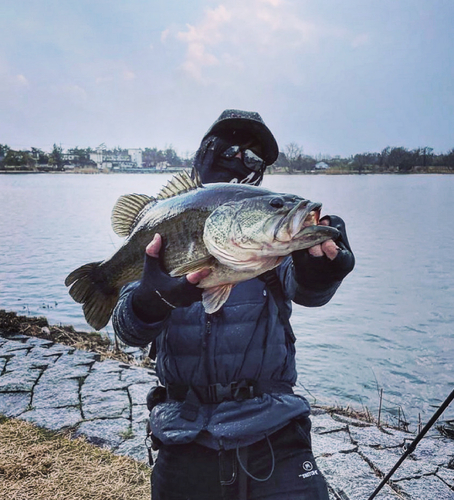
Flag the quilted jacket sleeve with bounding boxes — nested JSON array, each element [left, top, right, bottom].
[[111, 282, 169, 348]]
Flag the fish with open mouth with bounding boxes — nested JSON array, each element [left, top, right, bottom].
[[65, 171, 339, 330]]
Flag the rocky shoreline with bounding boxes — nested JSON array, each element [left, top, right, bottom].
[[0, 310, 453, 499]]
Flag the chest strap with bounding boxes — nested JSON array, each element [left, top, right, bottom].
[[259, 270, 296, 344], [167, 380, 293, 421]]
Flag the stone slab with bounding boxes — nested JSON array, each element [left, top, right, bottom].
[[27, 345, 60, 359], [312, 431, 357, 458], [59, 350, 99, 365], [312, 413, 348, 435], [19, 406, 82, 431], [359, 445, 439, 480], [0, 340, 31, 353], [40, 361, 91, 383], [411, 436, 454, 466], [0, 392, 31, 417], [22, 337, 54, 347], [115, 435, 149, 463], [82, 389, 130, 419], [395, 475, 454, 500], [437, 467, 454, 489], [6, 353, 57, 371], [349, 425, 410, 448], [317, 452, 401, 500], [33, 379, 80, 409], [90, 359, 126, 374], [128, 384, 152, 406], [82, 371, 129, 392], [1, 334, 29, 341], [115, 407, 152, 464], [42, 344, 75, 356], [131, 404, 149, 426], [121, 367, 158, 385], [75, 418, 130, 448], [0, 368, 42, 392]]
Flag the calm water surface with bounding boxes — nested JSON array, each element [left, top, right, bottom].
[[0, 173, 453, 426]]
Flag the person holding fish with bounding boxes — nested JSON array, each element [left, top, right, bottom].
[[111, 110, 355, 500]]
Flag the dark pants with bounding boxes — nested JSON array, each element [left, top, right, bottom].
[[151, 417, 329, 500]]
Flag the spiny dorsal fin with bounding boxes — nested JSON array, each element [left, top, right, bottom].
[[157, 170, 203, 200], [111, 193, 155, 237]]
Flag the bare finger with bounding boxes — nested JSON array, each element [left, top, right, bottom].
[[321, 239, 339, 260], [187, 268, 212, 285], [308, 244, 324, 257], [145, 233, 161, 258]]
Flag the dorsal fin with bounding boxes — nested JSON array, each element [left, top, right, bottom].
[[111, 193, 155, 237], [157, 170, 203, 200]]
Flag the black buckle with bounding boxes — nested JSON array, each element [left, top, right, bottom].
[[207, 383, 232, 403], [232, 381, 254, 401], [206, 381, 254, 403]]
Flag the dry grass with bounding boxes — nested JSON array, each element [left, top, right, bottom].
[[313, 403, 376, 424], [0, 416, 151, 500]]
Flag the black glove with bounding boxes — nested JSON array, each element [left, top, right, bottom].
[[293, 215, 355, 291], [132, 251, 203, 323]]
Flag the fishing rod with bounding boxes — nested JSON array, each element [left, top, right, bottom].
[[368, 388, 454, 500]]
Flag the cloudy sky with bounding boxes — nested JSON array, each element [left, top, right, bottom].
[[1, 0, 453, 157]]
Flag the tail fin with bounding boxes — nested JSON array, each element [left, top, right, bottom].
[[65, 262, 119, 331]]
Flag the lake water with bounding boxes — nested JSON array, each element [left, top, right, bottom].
[[0, 173, 453, 427]]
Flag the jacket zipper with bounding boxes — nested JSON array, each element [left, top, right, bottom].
[[204, 314, 213, 384]]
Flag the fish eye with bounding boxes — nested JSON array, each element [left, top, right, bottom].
[[269, 197, 285, 209]]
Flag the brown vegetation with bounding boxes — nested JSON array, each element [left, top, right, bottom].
[[0, 416, 150, 500]]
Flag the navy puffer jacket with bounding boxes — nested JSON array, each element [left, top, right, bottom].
[[112, 256, 341, 450]]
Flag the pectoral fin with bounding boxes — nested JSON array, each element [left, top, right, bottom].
[[202, 284, 235, 313], [170, 256, 216, 277]]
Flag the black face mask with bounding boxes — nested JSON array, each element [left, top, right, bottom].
[[194, 137, 266, 185]]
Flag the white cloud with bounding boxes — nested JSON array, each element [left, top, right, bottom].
[[0, 58, 30, 91], [16, 74, 29, 86], [123, 70, 136, 81], [351, 33, 370, 49], [95, 76, 114, 85], [258, 0, 284, 6], [64, 84, 87, 101], [173, 0, 321, 82], [161, 29, 170, 43], [94, 63, 137, 85]]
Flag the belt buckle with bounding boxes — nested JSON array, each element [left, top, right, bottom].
[[207, 381, 254, 403], [207, 383, 232, 403], [232, 381, 254, 402]]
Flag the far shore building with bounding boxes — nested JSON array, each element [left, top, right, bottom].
[[89, 148, 143, 170]]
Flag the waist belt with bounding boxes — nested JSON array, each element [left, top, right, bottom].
[[167, 380, 293, 405]]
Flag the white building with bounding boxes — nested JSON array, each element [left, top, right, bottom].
[[128, 149, 143, 169], [89, 148, 142, 170]]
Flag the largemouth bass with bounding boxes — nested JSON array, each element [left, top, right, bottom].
[[65, 171, 339, 330]]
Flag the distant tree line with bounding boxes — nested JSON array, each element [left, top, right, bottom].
[[0, 144, 96, 171], [1, 142, 453, 173], [272, 143, 454, 173]]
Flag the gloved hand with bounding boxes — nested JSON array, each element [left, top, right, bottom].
[[293, 215, 355, 290], [132, 234, 210, 323]]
